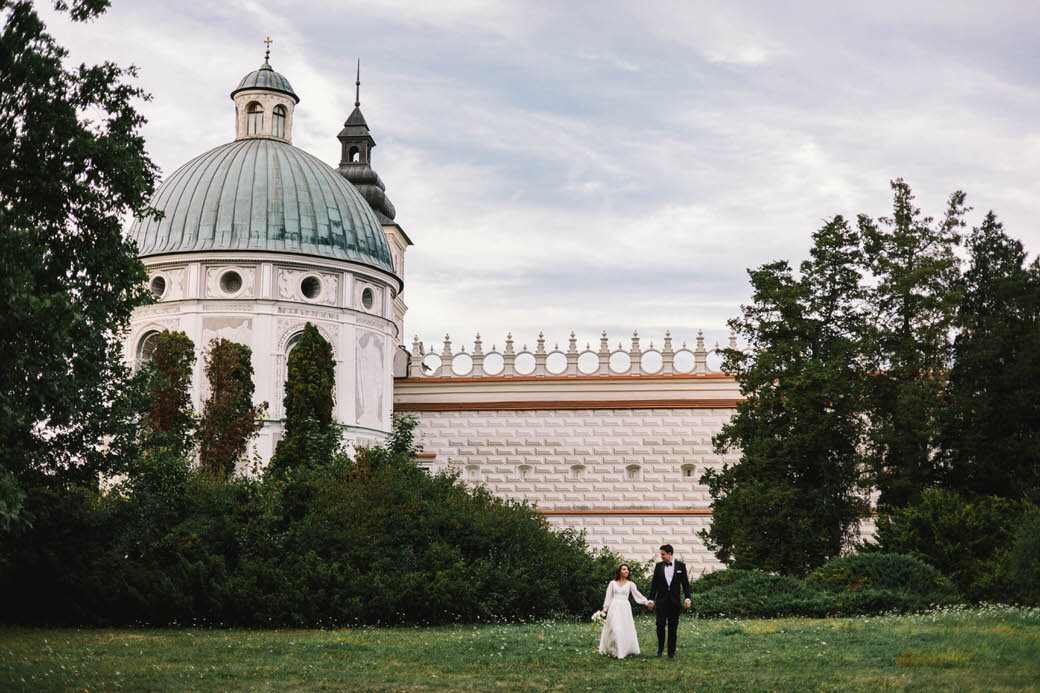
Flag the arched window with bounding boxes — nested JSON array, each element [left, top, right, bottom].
[[246, 102, 263, 135], [286, 332, 303, 357], [272, 105, 286, 138], [681, 464, 696, 479], [518, 464, 532, 481], [349, 146, 360, 163], [465, 465, 480, 482], [570, 464, 585, 480], [626, 464, 641, 480], [137, 331, 160, 366]]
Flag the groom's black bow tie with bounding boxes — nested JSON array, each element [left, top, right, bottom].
[[663, 562, 673, 567]]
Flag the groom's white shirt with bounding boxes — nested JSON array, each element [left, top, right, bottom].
[[664, 561, 675, 586]]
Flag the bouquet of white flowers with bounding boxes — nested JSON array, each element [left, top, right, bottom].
[[591, 609, 606, 622]]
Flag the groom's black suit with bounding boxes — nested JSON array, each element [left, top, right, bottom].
[[648, 560, 692, 656]]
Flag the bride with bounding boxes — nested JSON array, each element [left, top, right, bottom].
[[598, 564, 649, 659]]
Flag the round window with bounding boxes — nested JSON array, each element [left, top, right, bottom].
[[149, 276, 166, 299], [220, 270, 243, 294], [301, 276, 321, 300], [361, 287, 374, 310]]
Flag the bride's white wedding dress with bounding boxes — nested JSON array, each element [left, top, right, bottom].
[[598, 580, 648, 659]]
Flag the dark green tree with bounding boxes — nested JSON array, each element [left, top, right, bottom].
[[198, 339, 268, 479], [703, 216, 869, 575], [939, 213, 1040, 498], [0, 0, 158, 488], [140, 330, 196, 454], [268, 323, 336, 474], [859, 179, 967, 510]]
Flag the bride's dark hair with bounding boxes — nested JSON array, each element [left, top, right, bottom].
[[614, 564, 630, 580]]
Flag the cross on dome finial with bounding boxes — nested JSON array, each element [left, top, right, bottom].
[[355, 59, 361, 108], [264, 36, 273, 64]]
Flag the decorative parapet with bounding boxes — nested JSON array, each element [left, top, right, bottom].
[[406, 330, 739, 379]]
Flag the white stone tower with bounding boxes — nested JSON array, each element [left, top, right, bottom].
[[124, 48, 404, 463]]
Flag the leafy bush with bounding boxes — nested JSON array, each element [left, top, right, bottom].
[[688, 553, 962, 618], [1007, 503, 1040, 606], [860, 488, 1027, 602], [808, 553, 960, 604], [689, 568, 757, 594], [0, 417, 624, 627], [691, 572, 820, 618]]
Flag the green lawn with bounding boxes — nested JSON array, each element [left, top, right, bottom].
[[2, 606, 1038, 691]]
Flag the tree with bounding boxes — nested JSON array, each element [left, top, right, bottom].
[[0, 0, 158, 487], [703, 216, 869, 575], [859, 180, 967, 510], [268, 323, 336, 474], [939, 213, 1040, 498], [198, 339, 268, 479], [140, 330, 196, 454]]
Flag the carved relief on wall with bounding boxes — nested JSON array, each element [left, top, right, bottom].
[[135, 305, 181, 317], [128, 318, 181, 363], [277, 268, 339, 305], [205, 265, 256, 299], [276, 306, 340, 321], [275, 318, 339, 353], [320, 275, 338, 305], [356, 330, 385, 429], [354, 281, 382, 314], [277, 268, 298, 300], [163, 268, 186, 300], [201, 317, 252, 348]]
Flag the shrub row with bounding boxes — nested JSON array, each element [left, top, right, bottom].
[[1, 436, 623, 627], [689, 553, 962, 618]]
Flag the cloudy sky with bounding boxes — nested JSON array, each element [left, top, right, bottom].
[[39, 1, 1040, 355]]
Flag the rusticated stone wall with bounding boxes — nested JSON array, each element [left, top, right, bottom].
[[402, 406, 741, 572]]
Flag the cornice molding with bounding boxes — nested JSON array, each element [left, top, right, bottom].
[[394, 398, 742, 411]]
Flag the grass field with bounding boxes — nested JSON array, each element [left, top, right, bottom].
[[2, 606, 1038, 691]]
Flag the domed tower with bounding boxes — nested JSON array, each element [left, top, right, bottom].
[[336, 62, 412, 346], [125, 48, 404, 463]]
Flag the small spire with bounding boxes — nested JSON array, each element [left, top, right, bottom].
[[264, 36, 273, 64], [355, 59, 361, 108]]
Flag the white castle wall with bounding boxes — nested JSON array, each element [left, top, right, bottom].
[[394, 330, 747, 572], [406, 407, 740, 571]]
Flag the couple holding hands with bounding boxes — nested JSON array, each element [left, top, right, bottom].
[[597, 544, 692, 660]]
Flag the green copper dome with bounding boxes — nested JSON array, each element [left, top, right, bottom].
[[231, 60, 299, 103], [128, 138, 396, 275]]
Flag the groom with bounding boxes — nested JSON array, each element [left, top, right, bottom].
[[646, 544, 692, 659]]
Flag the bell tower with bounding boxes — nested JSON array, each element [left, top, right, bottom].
[[335, 61, 413, 350], [337, 62, 376, 166]]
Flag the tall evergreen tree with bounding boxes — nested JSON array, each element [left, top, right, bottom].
[[940, 213, 1040, 498], [859, 179, 966, 510], [269, 323, 336, 474], [198, 339, 268, 479], [140, 330, 196, 455], [703, 216, 869, 575], [0, 0, 158, 488]]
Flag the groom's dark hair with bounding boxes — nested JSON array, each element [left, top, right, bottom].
[[660, 544, 674, 554]]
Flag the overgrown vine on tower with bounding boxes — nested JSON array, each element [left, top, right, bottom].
[[268, 322, 336, 474], [198, 339, 268, 479], [140, 330, 196, 455]]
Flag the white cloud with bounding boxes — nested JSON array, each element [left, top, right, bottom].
[[28, 1, 1040, 353]]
